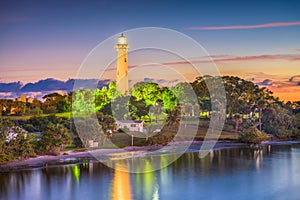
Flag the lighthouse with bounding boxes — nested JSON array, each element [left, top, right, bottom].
[[115, 33, 129, 95]]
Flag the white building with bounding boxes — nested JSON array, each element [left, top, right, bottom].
[[116, 120, 144, 132]]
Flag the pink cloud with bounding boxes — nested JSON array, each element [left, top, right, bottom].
[[148, 54, 300, 66], [188, 21, 300, 30], [100, 54, 300, 73], [212, 54, 300, 62], [172, 54, 300, 64], [288, 48, 300, 52]]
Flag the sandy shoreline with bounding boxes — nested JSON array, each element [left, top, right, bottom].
[[1, 140, 299, 172]]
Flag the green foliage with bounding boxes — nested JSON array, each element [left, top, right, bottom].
[[129, 96, 149, 120], [96, 112, 116, 145], [0, 120, 36, 164], [73, 136, 84, 148], [72, 89, 95, 114], [96, 112, 116, 133], [42, 93, 70, 114], [19, 115, 70, 133], [111, 96, 131, 120], [239, 127, 270, 144], [10, 132, 36, 158], [292, 128, 300, 138], [232, 114, 243, 133], [131, 82, 161, 106], [1, 76, 300, 158], [262, 103, 298, 139], [95, 87, 109, 111], [36, 124, 71, 155], [147, 129, 175, 145], [71, 117, 103, 147], [161, 87, 178, 111], [71, 113, 116, 147], [166, 105, 181, 128]]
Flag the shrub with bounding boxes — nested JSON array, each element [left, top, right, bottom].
[[275, 126, 293, 139], [239, 127, 270, 144], [73, 136, 84, 148], [292, 128, 300, 138]]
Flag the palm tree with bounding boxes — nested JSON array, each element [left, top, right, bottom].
[[153, 99, 163, 122], [144, 124, 155, 141], [97, 112, 116, 146], [233, 114, 243, 133], [166, 105, 181, 130]]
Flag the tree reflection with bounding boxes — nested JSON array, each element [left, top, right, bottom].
[[0, 144, 298, 200], [0, 170, 33, 200]]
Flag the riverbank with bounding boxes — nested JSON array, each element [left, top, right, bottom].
[[1, 140, 300, 172]]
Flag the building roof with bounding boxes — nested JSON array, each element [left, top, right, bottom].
[[117, 120, 143, 124]]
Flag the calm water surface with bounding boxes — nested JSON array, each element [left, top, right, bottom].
[[1, 144, 300, 200]]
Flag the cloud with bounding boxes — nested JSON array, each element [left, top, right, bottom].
[[0, 78, 111, 100], [100, 54, 300, 73], [212, 54, 300, 63], [256, 79, 273, 86], [288, 48, 300, 52], [289, 75, 300, 82], [143, 77, 179, 85], [188, 21, 300, 30], [0, 82, 22, 92], [154, 54, 300, 66]]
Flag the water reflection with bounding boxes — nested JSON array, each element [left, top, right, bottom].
[[1, 144, 300, 200], [111, 170, 132, 200]]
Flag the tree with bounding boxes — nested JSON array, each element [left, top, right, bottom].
[[131, 82, 161, 106], [150, 99, 163, 122], [173, 82, 197, 105], [129, 96, 149, 120], [107, 81, 122, 99], [111, 96, 131, 120], [262, 103, 296, 138], [166, 105, 181, 129], [257, 100, 267, 131], [183, 103, 193, 118], [96, 112, 116, 146], [160, 87, 178, 111], [38, 123, 71, 155], [72, 117, 101, 147], [72, 89, 95, 114], [42, 93, 70, 114], [0, 119, 36, 163], [238, 126, 269, 144], [95, 87, 110, 111], [0, 119, 15, 163], [8, 131, 36, 159], [143, 124, 156, 142], [233, 114, 243, 133]]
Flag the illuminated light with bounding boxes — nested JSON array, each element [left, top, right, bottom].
[[160, 156, 169, 186], [143, 161, 157, 199], [72, 165, 80, 182], [118, 33, 127, 45], [119, 37, 126, 44], [112, 170, 132, 200]]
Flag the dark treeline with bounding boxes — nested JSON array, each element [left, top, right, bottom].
[[0, 92, 70, 116]]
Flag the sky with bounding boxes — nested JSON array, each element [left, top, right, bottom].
[[0, 0, 300, 101]]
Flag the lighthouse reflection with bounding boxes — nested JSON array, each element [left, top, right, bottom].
[[110, 156, 163, 200], [111, 169, 132, 200]]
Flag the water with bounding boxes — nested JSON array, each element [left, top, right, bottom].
[[1, 144, 300, 200]]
